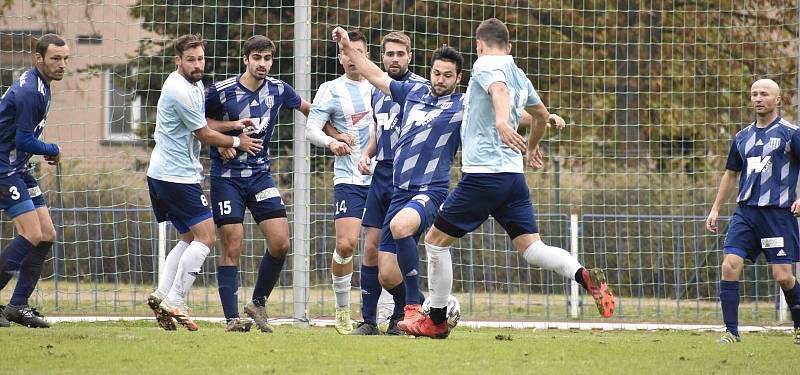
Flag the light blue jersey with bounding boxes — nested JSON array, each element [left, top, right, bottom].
[[461, 55, 541, 174], [307, 75, 374, 186], [147, 71, 207, 184]]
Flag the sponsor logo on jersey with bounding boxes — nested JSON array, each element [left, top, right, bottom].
[[351, 111, 371, 125], [761, 237, 784, 249]]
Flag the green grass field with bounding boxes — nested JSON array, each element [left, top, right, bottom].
[[1, 321, 798, 374]]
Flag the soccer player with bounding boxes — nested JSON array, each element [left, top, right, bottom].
[[333, 27, 464, 336], [706, 78, 800, 345], [350, 31, 427, 335], [408, 18, 615, 338], [305, 29, 374, 334], [205, 35, 312, 333], [145, 34, 263, 331], [0, 34, 67, 328]]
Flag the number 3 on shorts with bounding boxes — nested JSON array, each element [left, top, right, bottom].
[[9, 186, 19, 200], [334, 199, 347, 215]]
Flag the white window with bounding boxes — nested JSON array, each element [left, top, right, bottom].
[[103, 69, 141, 141]]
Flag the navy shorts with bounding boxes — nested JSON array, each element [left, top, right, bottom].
[[379, 188, 447, 253], [147, 177, 212, 234], [434, 173, 538, 240], [723, 204, 799, 264], [210, 172, 286, 226], [362, 161, 394, 228], [333, 183, 369, 220], [0, 172, 39, 218]]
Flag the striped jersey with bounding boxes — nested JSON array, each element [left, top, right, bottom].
[[147, 71, 207, 184], [389, 80, 464, 191], [726, 117, 800, 208], [205, 75, 302, 178], [461, 55, 541, 174], [307, 75, 374, 186], [0, 68, 52, 175], [371, 70, 427, 162]]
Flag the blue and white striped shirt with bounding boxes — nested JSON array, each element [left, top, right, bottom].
[[205, 75, 301, 178], [390, 80, 464, 191], [371, 70, 427, 162], [307, 75, 374, 186], [726, 117, 800, 208]]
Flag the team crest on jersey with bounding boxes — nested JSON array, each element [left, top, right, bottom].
[[768, 138, 781, 149], [264, 95, 274, 108], [351, 111, 370, 125]]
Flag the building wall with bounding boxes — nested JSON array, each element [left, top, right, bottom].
[[1, 1, 156, 172]]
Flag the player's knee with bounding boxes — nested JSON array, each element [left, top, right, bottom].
[[389, 218, 415, 239], [335, 239, 356, 256], [269, 238, 290, 258], [40, 224, 56, 243], [378, 270, 401, 289], [773, 272, 795, 289], [19, 226, 43, 246], [720, 261, 741, 280]]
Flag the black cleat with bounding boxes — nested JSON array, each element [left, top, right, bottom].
[[351, 321, 379, 335], [3, 304, 49, 328], [385, 314, 404, 336], [0, 305, 10, 328]]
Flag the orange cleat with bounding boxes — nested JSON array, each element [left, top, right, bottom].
[[146, 293, 176, 331], [160, 300, 198, 331], [400, 314, 449, 339], [396, 304, 425, 333], [583, 268, 615, 318]]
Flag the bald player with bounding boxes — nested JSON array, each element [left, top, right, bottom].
[[706, 78, 800, 344]]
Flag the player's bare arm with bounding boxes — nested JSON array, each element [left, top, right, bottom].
[[357, 128, 377, 175], [524, 103, 550, 169], [489, 82, 526, 153], [194, 125, 263, 155], [332, 26, 391, 95], [706, 169, 740, 232]]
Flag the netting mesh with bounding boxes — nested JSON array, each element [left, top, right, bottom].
[[0, 0, 797, 324]]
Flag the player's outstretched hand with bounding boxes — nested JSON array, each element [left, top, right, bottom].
[[497, 120, 526, 153], [239, 118, 259, 133], [218, 147, 237, 160], [236, 133, 263, 156], [705, 210, 719, 233], [791, 199, 800, 217], [333, 131, 355, 146], [44, 145, 61, 165], [527, 146, 544, 169], [332, 27, 349, 45], [358, 154, 372, 175], [329, 140, 351, 156], [548, 114, 566, 130]]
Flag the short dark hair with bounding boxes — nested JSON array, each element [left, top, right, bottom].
[[35, 34, 66, 58], [381, 32, 411, 53], [347, 30, 368, 51], [243, 35, 276, 57], [174, 34, 205, 57], [431, 45, 463, 74], [475, 18, 509, 48]]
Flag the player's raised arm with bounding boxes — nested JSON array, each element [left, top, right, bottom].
[[332, 27, 391, 95]]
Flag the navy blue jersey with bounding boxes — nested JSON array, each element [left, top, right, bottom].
[[371, 70, 427, 162], [389, 80, 464, 191], [0, 68, 58, 175], [726, 117, 800, 208], [205, 75, 302, 177]]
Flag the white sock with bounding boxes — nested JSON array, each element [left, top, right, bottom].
[[332, 273, 352, 309], [425, 242, 452, 309], [155, 241, 190, 299], [166, 241, 211, 307], [522, 240, 581, 279], [376, 288, 394, 324]]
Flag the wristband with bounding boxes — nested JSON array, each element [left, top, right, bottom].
[[231, 136, 241, 148]]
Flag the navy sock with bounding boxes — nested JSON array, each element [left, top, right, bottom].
[[359, 264, 380, 325], [0, 236, 34, 291], [395, 236, 422, 306], [252, 250, 285, 307], [217, 266, 239, 320], [719, 280, 740, 337], [386, 283, 406, 317], [10, 240, 51, 306], [782, 280, 800, 329]]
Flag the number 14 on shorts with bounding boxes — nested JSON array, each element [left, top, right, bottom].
[[334, 200, 347, 215]]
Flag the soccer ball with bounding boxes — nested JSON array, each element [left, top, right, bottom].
[[421, 294, 461, 329]]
